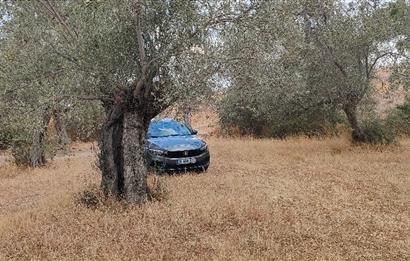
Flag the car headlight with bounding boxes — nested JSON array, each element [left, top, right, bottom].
[[199, 144, 208, 151], [149, 148, 167, 156]]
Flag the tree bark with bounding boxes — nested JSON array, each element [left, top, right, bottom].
[[29, 111, 52, 167], [99, 104, 124, 197], [29, 133, 47, 167], [122, 111, 150, 203], [53, 109, 70, 148], [343, 104, 365, 142], [99, 101, 151, 203]]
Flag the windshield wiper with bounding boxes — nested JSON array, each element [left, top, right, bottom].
[[149, 134, 183, 138]]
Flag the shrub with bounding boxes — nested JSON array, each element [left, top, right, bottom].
[[218, 91, 343, 138], [386, 98, 410, 136], [0, 125, 38, 165], [218, 90, 266, 136], [10, 130, 57, 167], [76, 186, 102, 209], [65, 103, 104, 142], [10, 140, 59, 167], [354, 119, 396, 145], [0, 128, 13, 150], [11, 141, 32, 166], [269, 107, 344, 138]]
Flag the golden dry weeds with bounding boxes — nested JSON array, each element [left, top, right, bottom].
[[0, 137, 409, 260]]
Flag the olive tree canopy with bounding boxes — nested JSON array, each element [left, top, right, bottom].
[[219, 0, 409, 140], [0, 0, 257, 202]]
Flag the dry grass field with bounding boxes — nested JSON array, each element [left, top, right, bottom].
[[0, 137, 409, 260]]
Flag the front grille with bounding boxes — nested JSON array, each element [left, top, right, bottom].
[[167, 149, 203, 158]]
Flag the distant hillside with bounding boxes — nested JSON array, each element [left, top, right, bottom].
[[158, 104, 220, 136], [190, 105, 220, 136], [372, 70, 407, 117]]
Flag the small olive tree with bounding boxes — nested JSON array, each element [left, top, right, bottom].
[[0, 1, 72, 166]]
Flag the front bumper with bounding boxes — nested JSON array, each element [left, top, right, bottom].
[[148, 151, 210, 172]]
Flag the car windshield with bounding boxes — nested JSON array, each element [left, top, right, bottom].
[[148, 120, 192, 138]]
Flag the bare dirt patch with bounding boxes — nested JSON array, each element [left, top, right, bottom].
[[0, 138, 409, 260]]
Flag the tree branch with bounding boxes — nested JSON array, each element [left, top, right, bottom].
[[128, 1, 258, 101], [57, 95, 113, 102], [333, 60, 348, 77], [139, 3, 260, 83], [130, 1, 149, 99], [206, 2, 259, 28], [37, 0, 78, 42], [367, 51, 393, 78]]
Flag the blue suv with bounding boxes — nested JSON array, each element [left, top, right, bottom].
[[146, 118, 210, 172]]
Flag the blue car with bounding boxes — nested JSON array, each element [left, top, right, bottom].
[[146, 118, 210, 172]]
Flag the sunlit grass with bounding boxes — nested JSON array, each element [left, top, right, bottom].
[[0, 137, 409, 260]]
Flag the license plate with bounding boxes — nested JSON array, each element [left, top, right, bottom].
[[176, 157, 196, 165]]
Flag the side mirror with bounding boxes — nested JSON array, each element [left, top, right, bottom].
[[191, 129, 198, 135]]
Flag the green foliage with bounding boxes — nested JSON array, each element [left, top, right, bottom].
[[64, 103, 104, 142], [0, 1, 73, 164], [386, 98, 410, 136], [4, 120, 59, 166], [1, 0, 220, 165], [357, 119, 396, 145], [217, 0, 409, 142], [0, 99, 52, 165], [0, 124, 13, 150], [219, 90, 343, 138], [10, 140, 35, 167], [390, 0, 410, 91], [269, 108, 344, 138], [1, 0, 409, 163]]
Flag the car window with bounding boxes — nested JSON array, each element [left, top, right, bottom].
[[148, 120, 192, 138]]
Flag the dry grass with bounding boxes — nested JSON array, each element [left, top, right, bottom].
[[0, 137, 409, 260]]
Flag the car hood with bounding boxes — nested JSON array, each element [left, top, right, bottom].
[[147, 135, 205, 151]]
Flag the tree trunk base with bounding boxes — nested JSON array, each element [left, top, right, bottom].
[[343, 104, 365, 143], [99, 104, 150, 203], [122, 111, 150, 203]]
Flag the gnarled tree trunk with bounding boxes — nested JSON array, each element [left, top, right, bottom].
[[343, 103, 365, 142], [29, 131, 47, 167], [99, 99, 152, 203], [53, 109, 70, 148], [98, 0, 165, 203], [28, 110, 52, 167], [99, 103, 124, 198], [122, 111, 150, 203]]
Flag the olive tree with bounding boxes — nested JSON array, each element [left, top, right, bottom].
[[391, 0, 410, 90], [1, 0, 255, 202], [298, 0, 406, 142], [220, 0, 408, 141], [0, 0, 72, 166]]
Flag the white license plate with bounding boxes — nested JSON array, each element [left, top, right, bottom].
[[176, 158, 197, 165]]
